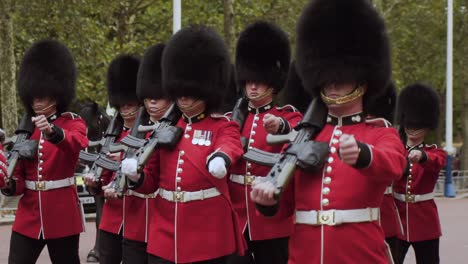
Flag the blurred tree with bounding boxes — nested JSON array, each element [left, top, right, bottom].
[[0, 0, 18, 135]]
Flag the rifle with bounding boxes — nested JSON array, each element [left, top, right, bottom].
[[120, 103, 183, 173], [230, 97, 249, 149], [5, 113, 37, 185], [79, 112, 123, 181], [243, 97, 329, 198], [96, 106, 150, 196]]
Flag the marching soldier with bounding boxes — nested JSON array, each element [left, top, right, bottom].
[[366, 82, 404, 263], [393, 83, 446, 264], [251, 0, 407, 263], [121, 43, 171, 264], [121, 25, 245, 264], [0, 40, 88, 263], [227, 21, 302, 264], [84, 54, 140, 264]]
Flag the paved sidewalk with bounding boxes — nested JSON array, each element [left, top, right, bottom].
[[0, 197, 467, 263]]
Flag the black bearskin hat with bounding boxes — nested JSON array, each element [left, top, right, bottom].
[[278, 61, 312, 113], [221, 65, 241, 113], [162, 25, 230, 113], [18, 40, 76, 114], [397, 83, 440, 130], [367, 81, 397, 123], [137, 44, 166, 100], [107, 55, 140, 108], [236, 21, 291, 93], [295, 0, 391, 109]]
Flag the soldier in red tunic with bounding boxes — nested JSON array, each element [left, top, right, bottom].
[[227, 21, 302, 264], [366, 82, 404, 263], [84, 55, 140, 264], [122, 25, 245, 264], [0, 40, 88, 263], [251, 0, 408, 263], [121, 43, 172, 264], [393, 83, 446, 264]]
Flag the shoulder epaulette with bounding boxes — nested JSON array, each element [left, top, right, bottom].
[[210, 113, 230, 122], [61, 112, 81, 119], [365, 118, 392, 128], [276, 104, 298, 112]]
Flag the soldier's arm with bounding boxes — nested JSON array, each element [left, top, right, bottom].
[[206, 119, 243, 169], [45, 115, 88, 154]]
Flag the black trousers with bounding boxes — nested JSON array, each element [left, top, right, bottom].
[[90, 194, 105, 256], [8, 231, 80, 264], [99, 229, 123, 264], [122, 238, 148, 264], [227, 229, 289, 264], [395, 238, 440, 264], [148, 254, 229, 264], [385, 236, 400, 264]]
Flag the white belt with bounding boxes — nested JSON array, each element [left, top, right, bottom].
[[229, 174, 258, 185], [158, 187, 221, 203], [126, 189, 159, 199], [384, 186, 393, 195], [394, 192, 434, 203], [25, 177, 75, 191], [295, 208, 380, 226]]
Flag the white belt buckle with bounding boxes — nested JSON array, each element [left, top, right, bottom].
[[35, 181, 46, 191], [173, 191, 185, 202], [318, 210, 337, 226], [406, 194, 416, 203], [244, 175, 255, 185]]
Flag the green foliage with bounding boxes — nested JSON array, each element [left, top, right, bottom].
[[9, 0, 468, 144]]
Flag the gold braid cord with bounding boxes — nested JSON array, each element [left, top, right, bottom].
[[320, 86, 365, 105]]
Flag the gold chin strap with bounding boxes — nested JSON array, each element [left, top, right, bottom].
[[247, 88, 274, 101], [152, 102, 171, 116], [320, 85, 365, 105], [120, 109, 139, 118]]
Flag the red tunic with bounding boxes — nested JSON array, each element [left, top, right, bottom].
[[287, 114, 407, 264], [394, 144, 446, 242], [123, 128, 156, 243], [228, 104, 302, 240], [0, 145, 8, 186], [99, 129, 130, 235], [8, 113, 88, 239], [380, 191, 402, 238], [138, 113, 245, 263]]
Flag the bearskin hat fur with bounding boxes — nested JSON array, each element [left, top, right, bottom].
[[18, 40, 76, 114], [137, 44, 166, 100], [367, 81, 397, 123], [221, 64, 241, 113], [162, 25, 230, 113], [397, 83, 440, 130], [236, 21, 291, 93], [278, 61, 312, 113], [107, 55, 140, 108], [295, 0, 391, 109]]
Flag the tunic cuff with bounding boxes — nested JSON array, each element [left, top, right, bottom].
[[44, 125, 65, 144], [354, 142, 372, 169]]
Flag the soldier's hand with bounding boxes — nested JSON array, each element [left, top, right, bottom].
[[408, 149, 423, 163], [263, 114, 282, 134], [338, 134, 360, 166], [250, 178, 277, 206], [106, 152, 120, 162], [208, 157, 227, 179], [83, 173, 99, 188], [103, 184, 119, 199], [31, 115, 54, 135], [121, 158, 140, 182]]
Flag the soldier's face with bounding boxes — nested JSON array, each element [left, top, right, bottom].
[[322, 83, 355, 99], [176, 97, 197, 109], [119, 102, 139, 120], [245, 82, 269, 99], [32, 97, 57, 116], [405, 128, 428, 142], [144, 98, 171, 119]]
